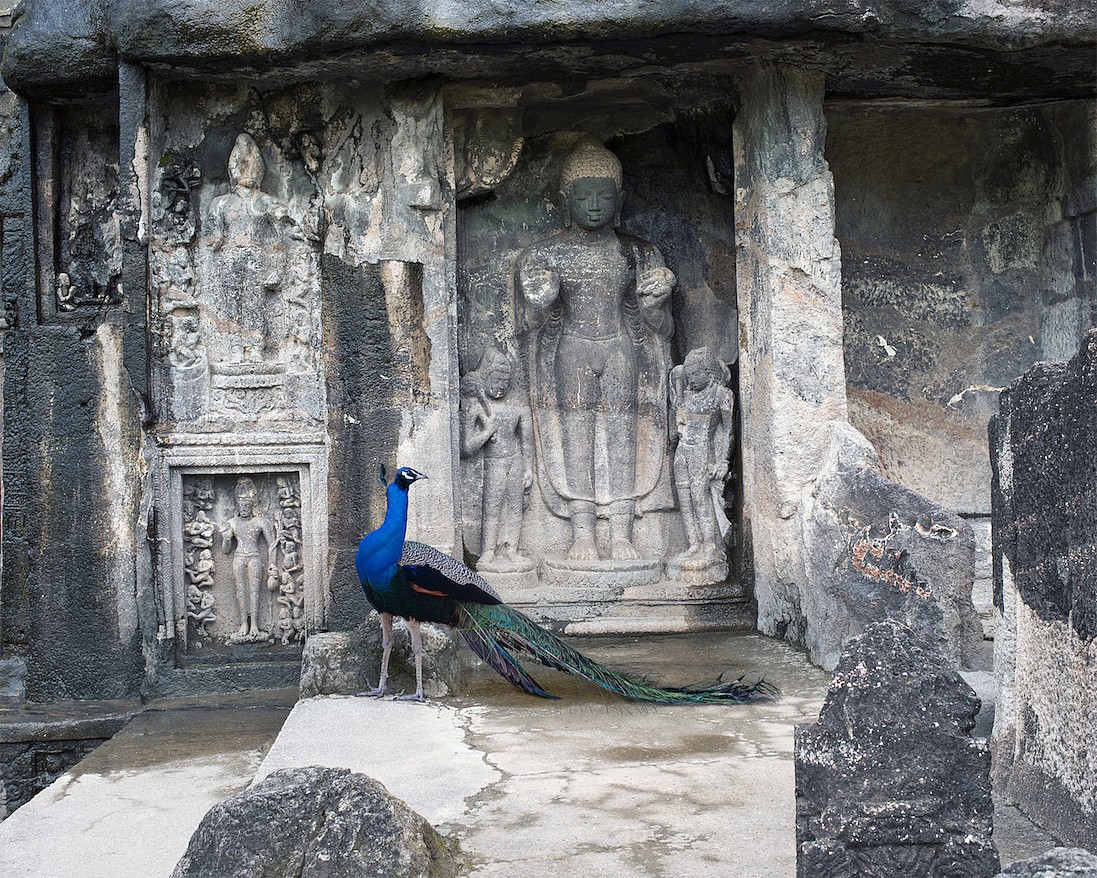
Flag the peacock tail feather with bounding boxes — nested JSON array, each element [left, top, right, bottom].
[[458, 601, 778, 705]]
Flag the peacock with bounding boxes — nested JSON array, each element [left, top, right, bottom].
[[354, 465, 778, 704]]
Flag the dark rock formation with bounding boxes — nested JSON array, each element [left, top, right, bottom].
[[991, 329, 1097, 850], [991, 329, 1097, 641], [171, 766, 460, 878], [795, 620, 998, 878], [3, 0, 1094, 99], [996, 848, 1097, 878], [299, 614, 463, 699]]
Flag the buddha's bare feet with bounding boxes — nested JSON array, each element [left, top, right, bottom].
[[611, 538, 641, 561], [567, 537, 600, 561]]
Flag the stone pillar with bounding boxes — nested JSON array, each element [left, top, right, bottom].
[[733, 64, 848, 639], [990, 329, 1097, 850]]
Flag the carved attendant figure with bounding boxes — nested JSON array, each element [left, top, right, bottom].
[[219, 477, 277, 642], [460, 347, 534, 571], [670, 348, 735, 578], [517, 137, 675, 561]]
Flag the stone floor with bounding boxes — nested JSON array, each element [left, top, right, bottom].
[[0, 632, 1065, 877]]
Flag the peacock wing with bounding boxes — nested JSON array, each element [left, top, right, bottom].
[[399, 540, 502, 604]]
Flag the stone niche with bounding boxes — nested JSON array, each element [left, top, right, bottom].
[[156, 442, 328, 665], [454, 91, 748, 634], [32, 94, 123, 321]]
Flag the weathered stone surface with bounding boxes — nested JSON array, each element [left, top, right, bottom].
[[3, 0, 1094, 99], [736, 65, 980, 672], [995, 848, 1097, 878], [171, 765, 460, 878], [991, 330, 1097, 850], [795, 620, 998, 878], [832, 102, 1090, 516], [798, 422, 982, 670], [734, 63, 849, 654], [299, 613, 462, 699]]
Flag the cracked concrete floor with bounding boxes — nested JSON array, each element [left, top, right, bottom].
[[449, 632, 829, 878]]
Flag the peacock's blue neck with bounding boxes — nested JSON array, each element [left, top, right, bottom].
[[356, 482, 410, 583]]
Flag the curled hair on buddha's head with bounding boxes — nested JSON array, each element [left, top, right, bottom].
[[559, 136, 623, 194]]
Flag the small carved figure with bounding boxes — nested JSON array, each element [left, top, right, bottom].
[[516, 136, 674, 561], [169, 311, 205, 369], [56, 273, 77, 312], [276, 607, 294, 645], [669, 347, 735, 578], [219, 477, 277, 643], [460, 346, 534, 572], [184, 510, 215, 549], [188, 548, 215, 588], [187, 585, 217, 636]]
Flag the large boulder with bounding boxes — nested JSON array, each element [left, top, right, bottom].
[[171, 766, 460, 878], [796, 620, 998, 878], [797, 423, 982, 670], [300, 613, 463, 699]]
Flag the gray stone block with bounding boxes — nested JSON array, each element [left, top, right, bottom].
[[796, 620, 999, 878], [300, 614, 463, 699]]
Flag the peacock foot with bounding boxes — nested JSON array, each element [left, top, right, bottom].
[[610, 538, 641, 561], [355, 684, 392, 698], [393, 692, 426, 703], [567, 537, 601, 561]]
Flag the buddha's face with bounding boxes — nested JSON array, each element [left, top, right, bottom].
[[567, 177, 619, 231]]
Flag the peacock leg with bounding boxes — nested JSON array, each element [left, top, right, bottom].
[[356, 612, 394, 697], [394, 617, 426, 702]]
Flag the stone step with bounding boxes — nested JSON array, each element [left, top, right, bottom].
[[0, 690, 295, 878]]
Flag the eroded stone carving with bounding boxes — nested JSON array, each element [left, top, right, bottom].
[[55, 125, 122, 312], [516, 136, 675, 565], [455, 108, 523, 201], [180, 472, 309, 651], [183, 478, 218, 638], [460, 346, 534, 573], [668, 347, 735, 584]]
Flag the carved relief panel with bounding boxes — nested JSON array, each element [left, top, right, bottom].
[[161, 444, 328, 661], [33, 99, 123, 320], [456, 110, 742, 592], [180, 472, 305, 651], [150, 85, 325, 429]]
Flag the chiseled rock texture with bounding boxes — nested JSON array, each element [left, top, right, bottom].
[[990, 329, 1097, 850], [795, 620, 998, 878], [3, 0, 1095, 98], [299, 613, 462, 699], [797, 423, 982, 671], [995, 848, 1097, 878], [171, 766, 460, 878]]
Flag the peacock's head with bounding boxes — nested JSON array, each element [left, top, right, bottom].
[[381, 465, 429, 491]]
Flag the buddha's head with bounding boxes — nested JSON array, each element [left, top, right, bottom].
[[228, 133, 264, 190], [559, 137, 624, 231]]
